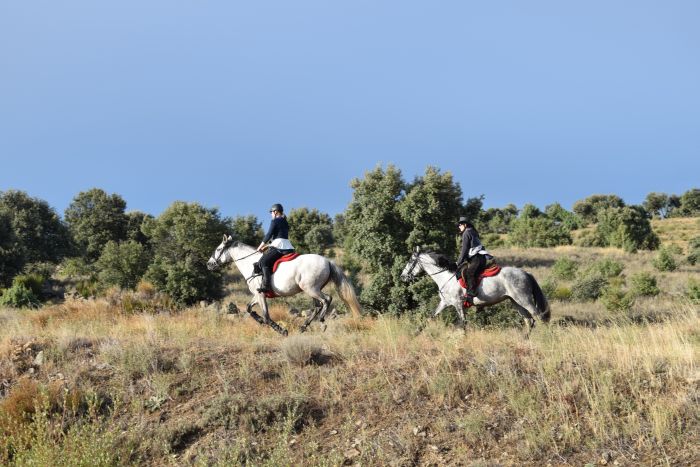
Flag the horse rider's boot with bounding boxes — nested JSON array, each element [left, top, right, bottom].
[[463, 273, 477, 305], [257, 268, 273, 293]]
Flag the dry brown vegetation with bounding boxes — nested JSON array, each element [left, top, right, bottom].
[[0, 219, 698, 466]]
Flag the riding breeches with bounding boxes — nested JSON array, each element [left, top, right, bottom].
[[460, 254, 486, 295]]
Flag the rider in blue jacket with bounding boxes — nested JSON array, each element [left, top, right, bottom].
[[256, 203, 295, 293]]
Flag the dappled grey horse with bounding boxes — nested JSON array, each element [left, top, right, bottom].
[[207, 235, 362, 335], [400, 247, 550, 334]]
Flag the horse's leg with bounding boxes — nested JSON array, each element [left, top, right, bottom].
[[432, 299, 447, 319], [317, 295, 333, 322], [257, 294, 288, 336], [300, 289, 330, 333], [510, 299, 536, 338]]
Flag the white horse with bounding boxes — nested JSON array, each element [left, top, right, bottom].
[[400, 247, 550, 334], [207, 235, 362, 335]]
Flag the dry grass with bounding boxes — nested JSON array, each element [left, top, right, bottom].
[[0, 223, 698, 466]]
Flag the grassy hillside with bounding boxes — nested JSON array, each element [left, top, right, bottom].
[[0, 219, 698, 466]]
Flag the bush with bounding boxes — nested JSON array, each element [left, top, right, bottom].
[[629, 272, 660, 297], [571, 274, 608, 301], [508, 214, 572, 248], [551, 286, 572, 301], [0, 283, 40, 308], [594, 258, 624, 278], [464, 301, 522, 328], [12, 273, 45, 297], [594, 206, 659, 253], [653, 247, 677, 272], [540, 278, 557, 298], [687, 237, 700, 265], [552, 258, 578, 280], [143, 202, 228, 305], [96, 240, 150, 290], [600, 286, 635, 313], [687, 279, 700, 303]]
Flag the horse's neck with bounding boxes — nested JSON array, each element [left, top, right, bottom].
[[420, 256, 454, 286], [229, 246, 260, 277]]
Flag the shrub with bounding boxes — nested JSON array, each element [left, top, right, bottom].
[[686, 237, 700, 265], [12, 273, 45, 297], [64, 188, 129, 261], [571, 274, 608, 301], [594, 206, 659, 252], [600, 286, 635, 313], [630, 272, 660, 297], [508, 211, 572, 248], [552, 258, 578, 280], [594, 258, 624, 278], [0, 283, 40, 308], [540, 278, 557, 298], [687, 279, 700, 303], [143, 201, 228, 305], [551, 286, 572, 301], [464, 301, 522, 328], [653, 247, 677, 272], [96, 240, 150, 289]]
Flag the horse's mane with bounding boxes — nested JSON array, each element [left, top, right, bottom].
[[423, 250, 458, 272], [231, 241, 257, 253]]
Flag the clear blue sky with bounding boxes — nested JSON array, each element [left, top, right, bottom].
[[1, 1, 698, 220]]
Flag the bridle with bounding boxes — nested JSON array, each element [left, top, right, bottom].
[[404, 252, 456, 297]]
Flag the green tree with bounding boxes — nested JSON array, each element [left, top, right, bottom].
[[687, 236, 700, 265], [572, 194, 625, 225], [287, 208, 334, 254], [545, 202, 582, 230], [229, 215, 264, 246], [64, 189, 128, 261], [96, 240, 150, 289], [399, 167, 463, 255], [125, 211, 153, 245], [643, 192, 670, 219], [0, 190, 70, 264], [0, 210, 24, 287], [143, 201, 228, 305], [343, 165, 408, 312], [481, 204, 518, 234], [676, 188, 700, 217], [508, 204, 572, 248], [595, 206, 659, 253]]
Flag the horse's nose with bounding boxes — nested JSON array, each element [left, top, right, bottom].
[[206, 258, 218, 271]]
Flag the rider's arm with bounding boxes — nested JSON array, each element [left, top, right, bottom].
[[456, 230, 471, 266], [258, 218, 279, 251]]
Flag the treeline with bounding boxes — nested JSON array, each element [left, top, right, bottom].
[[1, 166, 698, 311]]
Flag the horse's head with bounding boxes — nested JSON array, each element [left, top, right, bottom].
[[400, 246, 426, 282], [207, 234, 235, 271]]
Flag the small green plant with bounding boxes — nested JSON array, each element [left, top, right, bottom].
[[571, 274, 608, 301], [653, 247, 677, 272], [12, 273, 45, 297], [687, 236, 700, 265], [630, 272, 660, 297], [551, 286, 572, 301], [594, 258, 624, 278], [0, 283, 40, 308], [552, 257, 578, 280], [688, 279, 700, 303], [600, 285, 635, 312], [540, 278, 557, 298]]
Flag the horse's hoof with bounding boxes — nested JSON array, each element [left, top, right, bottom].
[[299, 325, 307, 333], [282, 329, 289, 337]]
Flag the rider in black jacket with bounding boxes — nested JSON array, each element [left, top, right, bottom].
[[256, 203, 295, 293], [456, 216, 492, 304]]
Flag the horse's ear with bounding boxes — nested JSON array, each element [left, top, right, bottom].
[[227, 235, 233, 242], [414, 246, 421, 253], [222, 234, 228, 243]]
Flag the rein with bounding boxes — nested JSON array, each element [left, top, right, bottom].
[[407, 254, 456, 297]]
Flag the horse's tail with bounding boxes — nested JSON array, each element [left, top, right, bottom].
[[329, 262, 362, 318], [526, 272, 550, 323]]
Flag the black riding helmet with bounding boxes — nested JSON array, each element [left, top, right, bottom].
[[270, 203, 284, 213]]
